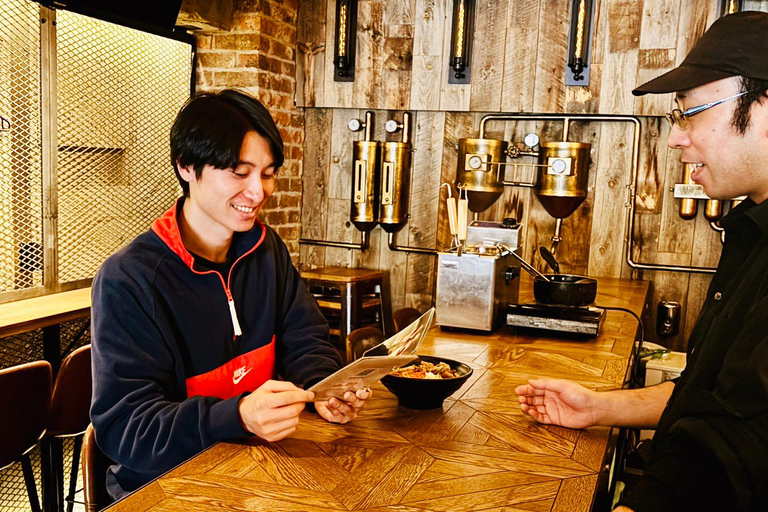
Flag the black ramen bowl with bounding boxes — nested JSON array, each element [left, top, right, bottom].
[[380, 355, 473, 410], [533, 274, 597, 306]]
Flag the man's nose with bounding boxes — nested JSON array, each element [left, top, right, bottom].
[[243, 174, 264, 202], [667, 124, 690, 149]]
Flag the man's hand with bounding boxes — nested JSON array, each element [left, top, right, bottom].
[[315, 387, 371, 424], [238, 380, 313, 441], [515, 378, 600, 429]]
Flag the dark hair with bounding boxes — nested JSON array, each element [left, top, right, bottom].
[[732, 76, 768, 134], [170, 89, 284, 196]]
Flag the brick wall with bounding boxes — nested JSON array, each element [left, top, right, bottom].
[[195, 0, 304, 258]]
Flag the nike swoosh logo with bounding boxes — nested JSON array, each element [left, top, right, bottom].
[[233, 368, 252, 385]]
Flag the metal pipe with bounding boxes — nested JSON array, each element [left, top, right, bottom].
[[299, 230, 371, 251], [478, 113, 716, 274], [387, 232, 438, 255]]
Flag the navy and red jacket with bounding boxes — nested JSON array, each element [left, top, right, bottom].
[[90, 198, 341, 500]]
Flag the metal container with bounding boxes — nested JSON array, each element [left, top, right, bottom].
[[535, 141, 591, 219], [350, 139, 380, 231], [456, 138, 508, 213], [379, 112, 412, 233], [436, 222, 522, 331], [436, 251, 520, 331]]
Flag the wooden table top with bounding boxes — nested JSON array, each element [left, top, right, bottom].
[[0, 287, 92, 338], [106, 276, 650, 512], [301, 266, 385, 283]]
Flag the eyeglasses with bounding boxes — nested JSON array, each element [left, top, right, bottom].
[[665, 91, 749, 130]]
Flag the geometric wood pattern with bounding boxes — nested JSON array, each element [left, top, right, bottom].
[[106, 276, 649, 512]]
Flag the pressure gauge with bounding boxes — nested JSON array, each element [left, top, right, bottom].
[[524, 133, 540, 148], [468, 155, 484, 170], [385, 119, 400, 133], [551, 159, 567, 174], [348, 118, 362, 132]]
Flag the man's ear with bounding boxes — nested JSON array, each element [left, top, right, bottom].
[[177, 163, 196, 184]]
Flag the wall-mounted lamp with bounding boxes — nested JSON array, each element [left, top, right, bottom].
[[565, 0, 596, 86], [449, 0, 474, 85], [333, 0, 357, 82], [719, 0, 744, 16]]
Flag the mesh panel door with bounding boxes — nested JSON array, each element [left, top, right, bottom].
[[56, 12, 190, 284], [0, 0, 43, 293]]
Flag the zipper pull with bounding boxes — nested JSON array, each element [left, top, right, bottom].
[[226, 290, 243, 337]]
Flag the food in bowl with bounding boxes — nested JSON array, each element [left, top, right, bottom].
[[389, 361, 460, 379]]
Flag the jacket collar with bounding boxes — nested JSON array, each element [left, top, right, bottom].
[[151, 197, 266, 270]]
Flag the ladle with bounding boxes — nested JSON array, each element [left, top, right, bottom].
[[539, 246, 561, 274], [498, 244, 551, 282]]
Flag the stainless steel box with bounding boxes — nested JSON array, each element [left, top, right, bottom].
[[435, 251, 520, 331]]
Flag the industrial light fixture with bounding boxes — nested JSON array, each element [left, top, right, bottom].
[[719, 0, 744, 16], [566, 0, 596, 86], [449, 0, 474, 85], [333, 0, 357, 82]]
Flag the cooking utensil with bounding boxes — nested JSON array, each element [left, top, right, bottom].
[[533, 274, 597, 306], [539, 246, 561, 274], [499, 245, 550, 282]]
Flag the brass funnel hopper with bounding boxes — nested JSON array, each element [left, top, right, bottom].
[[456, 138, 508, 213], [534, 141, 591, 254]]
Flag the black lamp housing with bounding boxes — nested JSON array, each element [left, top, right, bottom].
[[333, 0, 357, 82], [718, 0, 744, 16], [448, 0, 474, 85], [565, 0, 596, 86]]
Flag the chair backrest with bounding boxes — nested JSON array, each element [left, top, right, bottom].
[[47, 344, 92, 437], [0, 360, 51, 470], [393, 307, 421, 333], [82, 423, 114, 512], [348, 326, 386, 360]]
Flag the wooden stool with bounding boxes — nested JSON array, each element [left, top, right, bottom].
[[300, 267, 391, 363]]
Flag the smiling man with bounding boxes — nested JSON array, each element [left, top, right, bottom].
[[516, 11, 768, 512], [90, 90, 369, 501]]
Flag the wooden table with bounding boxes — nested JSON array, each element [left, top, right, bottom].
[[106, 276, 650, 512]]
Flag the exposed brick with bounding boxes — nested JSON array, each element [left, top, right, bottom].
[[236, 53, 260, 69], [274, 110, 291, 126], [269, 39, 293, 61], [214, 70, 260, 87], [234, 13, 261, 31], [196, 34, 213, 50], [198, 51, 237, 69], [279, 194, 300, 208], [196, 70, 214, 88]]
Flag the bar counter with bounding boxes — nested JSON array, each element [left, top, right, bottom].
[[105, 275, 650, 512]]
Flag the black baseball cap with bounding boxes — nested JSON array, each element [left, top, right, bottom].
[[633, 11, 768, 96]]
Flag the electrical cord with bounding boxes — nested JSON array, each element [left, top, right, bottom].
[[594, 304, 645, 389]]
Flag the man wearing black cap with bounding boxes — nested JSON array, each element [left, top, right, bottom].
[[516, 11, 768, 512]]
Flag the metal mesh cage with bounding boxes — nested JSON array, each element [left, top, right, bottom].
[[0, 0, 43, 293], [56, 11, 190, 283]]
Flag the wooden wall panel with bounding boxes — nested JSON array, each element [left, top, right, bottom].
[[468, 0, 508, 112], [410, 0, 446, 110], [501, 0, 539, 113], [296, 0, 732, 348]]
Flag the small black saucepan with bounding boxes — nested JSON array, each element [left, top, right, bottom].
[[533, 274, 597, 306]]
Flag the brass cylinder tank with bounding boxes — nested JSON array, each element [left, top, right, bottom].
[[379, 141, 411, 233], [679, 164, 698, 220], [351, 138, 380, 232], [534, 141, 591, 219], [456, 138, 508, 212]]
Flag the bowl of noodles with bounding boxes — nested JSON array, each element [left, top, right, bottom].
[[380, 355, 473, 409]]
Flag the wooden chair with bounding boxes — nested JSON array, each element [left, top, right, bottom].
[[81, 424, 114, 512], [45, 344, 92, 512], [393, 307, 421, 333], [348, 326, 386, 360], [0, 360, 52, 512]]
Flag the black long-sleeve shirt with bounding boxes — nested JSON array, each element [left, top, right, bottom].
[[619, 198, 768, 511]]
